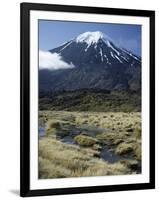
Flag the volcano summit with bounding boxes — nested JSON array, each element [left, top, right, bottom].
[[39, 31, 141, 92]]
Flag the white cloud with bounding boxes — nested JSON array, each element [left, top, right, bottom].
[[39, 50, 75, 70]]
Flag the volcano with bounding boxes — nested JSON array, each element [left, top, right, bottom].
[[39, 31, 141, 92]]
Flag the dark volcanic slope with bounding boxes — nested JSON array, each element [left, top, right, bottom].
[[39, 31, 141, 92]]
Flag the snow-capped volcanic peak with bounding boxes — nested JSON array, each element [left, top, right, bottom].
[[49, 31, 141, 67], [41, 31, 141, 92], [76, 31, 105, 45], [75, 31, 117, 50]]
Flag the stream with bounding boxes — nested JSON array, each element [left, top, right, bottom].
[[38, 126, 136, 164]]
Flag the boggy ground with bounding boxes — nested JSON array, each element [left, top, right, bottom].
[[38, 111, 141, 179]]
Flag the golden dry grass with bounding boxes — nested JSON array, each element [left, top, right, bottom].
[[38, 111, 141, 178], [115, 143, 134, 155], [39, 137, 131, 179], [74, 134, 98, 147]]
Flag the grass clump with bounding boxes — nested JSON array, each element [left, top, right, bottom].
[[133, 141, 141, 160], [46, 119, 62, 136], [74, 135, 98, 147], [46, 118, 74, 137], [46, 119, 61, 129], [96, 132, 115, 141], [96, 132, 126, 146], [39, 157, 71, 178], [115, 143, 134, 155], [92, 144, 102, 150], [120, 159, 139, 171], [134, 127, 141, 139]]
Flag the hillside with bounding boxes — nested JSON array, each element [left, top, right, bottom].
[[39, 89, 141, 112]]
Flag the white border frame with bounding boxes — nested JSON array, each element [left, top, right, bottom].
[[30, 10, 150, 190]]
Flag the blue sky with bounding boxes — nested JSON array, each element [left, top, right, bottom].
[[39, 20, 141, 56]]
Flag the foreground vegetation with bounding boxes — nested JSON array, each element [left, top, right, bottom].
[[39, 111, 141, 179], [39, 137, 131, 178]]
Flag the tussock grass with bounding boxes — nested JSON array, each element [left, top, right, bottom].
[[96, 131, 127, 146], [119, 159, 139, 171], [133, 141, 141, 160], [134, 127, 141, 139], [39, 111, 141, 178], [92, 144, 102, 150], [46, 118, 75, 137], [74, 135, 98, 147], [115, 143, 134, 155], [39, 137, 131, 179], [46, 119, 62, 136], [39, 157, 71, 178], [46, 119, 61, 129]]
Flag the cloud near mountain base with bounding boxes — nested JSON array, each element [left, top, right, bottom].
[[39, 50, 75, 70]]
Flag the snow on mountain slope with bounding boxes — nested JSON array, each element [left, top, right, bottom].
[[39, 31, 141, 91], [39, 31, 141, 92], [49, 31, 141, 67], [76, 31, 104, 45]]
